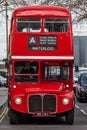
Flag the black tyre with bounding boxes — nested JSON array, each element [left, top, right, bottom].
[[9, 109, 18, 124], [78, 95, 82, 103], [66, 109, 74, 124]]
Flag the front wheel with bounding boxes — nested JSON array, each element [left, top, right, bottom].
[[65, 109, 74, 124], [9, 109, 18, 124]]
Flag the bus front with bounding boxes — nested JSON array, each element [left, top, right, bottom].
[[8, 6, 74, 124]]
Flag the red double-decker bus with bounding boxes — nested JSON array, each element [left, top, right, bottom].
[[8, 5, 74, 124]]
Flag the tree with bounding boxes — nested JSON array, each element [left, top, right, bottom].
[[0, 0, 87, 22], [40, 0, 87, 22]]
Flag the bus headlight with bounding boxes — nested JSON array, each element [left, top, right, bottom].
[[62, 98, 69, 105], [14, 97, 22, 105]]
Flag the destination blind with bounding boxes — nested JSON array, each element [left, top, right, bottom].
[[28, 36, 57, 50]]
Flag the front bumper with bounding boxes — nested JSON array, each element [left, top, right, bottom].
[[10, 90, 74, 116]]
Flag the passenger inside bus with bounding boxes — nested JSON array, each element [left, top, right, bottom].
[[15, 61, 38, 82], [17, 18, 68, 32], [21, 62, 35, 74]]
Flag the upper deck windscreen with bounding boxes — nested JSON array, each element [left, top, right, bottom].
[[17, 18, 68, 33], [17, 18, 41, 32], [45, 18, 68, 32]]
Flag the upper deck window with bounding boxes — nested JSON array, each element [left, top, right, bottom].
[[44, 18, 68, 32], [17, 18, 41, 32]]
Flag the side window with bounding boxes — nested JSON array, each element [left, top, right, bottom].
[[10, 17, 14, 32], [9, 62, 12, 79], [81, 75, 87, 84]]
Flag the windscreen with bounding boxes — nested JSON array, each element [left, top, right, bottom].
[[14, 61, 38, 82], [45, 65, 70, 80], [16, 17, 68, 33], [81, 74, 87, 85], [17, 18, 41, 32], [45, 18, 68, 32]]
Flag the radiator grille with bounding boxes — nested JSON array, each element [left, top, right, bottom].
[[29, 95, 41, 112], [43, 95, 56, 112], [29, 94, 56, 113]]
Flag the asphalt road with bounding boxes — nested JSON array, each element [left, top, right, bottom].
[[0, 99, 87, 130], [0, 87, 8, 108]]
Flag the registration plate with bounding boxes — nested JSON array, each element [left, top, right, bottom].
[[34, 112, 50, 117]]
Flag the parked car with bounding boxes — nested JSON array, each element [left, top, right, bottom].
[[73, 67, 87, 95], [0, 75, 7, 87], [0, 70, 7, 78], [76, 72, 87, 102]]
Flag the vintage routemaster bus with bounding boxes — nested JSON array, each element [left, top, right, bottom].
[[8, 5, 74, 124]]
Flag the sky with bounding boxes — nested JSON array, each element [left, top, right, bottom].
[[0, 10, 11, 60], [0, 15, 8, 59], [0, 16, 7, 59]]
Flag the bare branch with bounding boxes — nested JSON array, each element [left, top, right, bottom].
[[0, 0, 87, 22]]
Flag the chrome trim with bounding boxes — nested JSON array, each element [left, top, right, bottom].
[[28, 93, 57, 115]]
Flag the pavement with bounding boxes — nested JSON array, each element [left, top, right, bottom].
[[0, 87, 8, 109]]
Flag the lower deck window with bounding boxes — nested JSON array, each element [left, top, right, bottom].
[[14, 61, 38, 82], [14, 61, 70, 82], [45, 65, 69, 80], [15, 76, 38, 82]]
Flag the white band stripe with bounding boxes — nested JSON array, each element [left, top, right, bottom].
[[12, 56, 74, 60]]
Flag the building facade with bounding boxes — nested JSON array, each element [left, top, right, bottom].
[[74, 36, 87, 67]]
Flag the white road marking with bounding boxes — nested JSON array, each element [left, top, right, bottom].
[[75, 104, 80, 109], [75, 104, 87, 115], [0, 125, 9, 129], [80, 109, 87, 115], [0, 107, 8, 123]]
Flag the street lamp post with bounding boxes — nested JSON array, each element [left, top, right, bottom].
[[4, 1, 9, 59]]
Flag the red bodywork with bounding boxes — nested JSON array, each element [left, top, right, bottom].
[[8, 5, 74, 117]]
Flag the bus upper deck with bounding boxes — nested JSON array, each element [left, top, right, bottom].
[[9, 5, 74, 60]]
